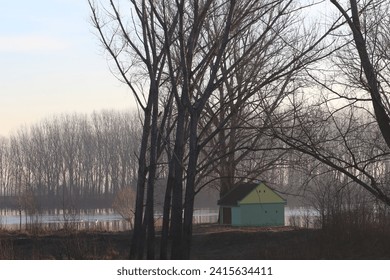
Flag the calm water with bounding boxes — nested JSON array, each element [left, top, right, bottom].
[[285, 207, 320, 228], [0, 207, 318, 231], [0, 208, 129, 231], [0, 208, 220, 231]]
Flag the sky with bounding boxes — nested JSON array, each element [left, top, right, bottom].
[[0, 0, 335, 138], [0, 0, 136, 137]]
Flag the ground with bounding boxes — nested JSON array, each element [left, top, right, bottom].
[[1, 224, 389, 259]]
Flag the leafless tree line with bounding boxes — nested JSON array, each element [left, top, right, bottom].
[[0, 110, 141, 211]]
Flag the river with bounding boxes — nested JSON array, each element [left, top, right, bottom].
[[0, 207, 319, 231]]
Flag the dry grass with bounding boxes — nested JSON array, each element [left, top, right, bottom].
[[1, 222, 390, 259], [0, 239, 14, 259]]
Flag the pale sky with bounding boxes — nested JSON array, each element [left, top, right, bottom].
[[0, 0, 136, 137]]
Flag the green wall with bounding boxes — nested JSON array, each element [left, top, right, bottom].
[[231, 203, 284, 226], [231, 206, 241, 225]]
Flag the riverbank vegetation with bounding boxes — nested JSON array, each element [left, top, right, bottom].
[[1, 221, 390, 260]]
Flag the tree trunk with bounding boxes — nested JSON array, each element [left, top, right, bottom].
[[144, 82, 159, 260], [160, 177, 172, 259], [170, 107, 187, 259], [182, 112, 199, 259], [129, 105, 152, 259]]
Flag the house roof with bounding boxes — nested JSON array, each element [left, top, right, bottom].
[[217, 181, 286, 206], [218, 182, 259, 206]]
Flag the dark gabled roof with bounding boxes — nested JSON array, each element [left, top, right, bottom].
[[217, 182, 259, 206]]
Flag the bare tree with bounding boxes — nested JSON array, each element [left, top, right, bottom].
[[270, 96, 390, 204], [88, 0, 339, 259], [113, 187, 136, 228], [330, 0, 390, 148], [88, 0, 178, 259], [262, 0, 390, 216]]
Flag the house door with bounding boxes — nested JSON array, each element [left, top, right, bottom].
[[222, 207, 232, 224]]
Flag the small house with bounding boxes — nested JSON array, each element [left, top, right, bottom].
[[218, 181, 286, 226]]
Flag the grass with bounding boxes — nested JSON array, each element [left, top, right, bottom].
[[1, 222, 390, 259]]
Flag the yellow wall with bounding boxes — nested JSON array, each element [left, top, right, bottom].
[[239, 183, 285, 204]]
